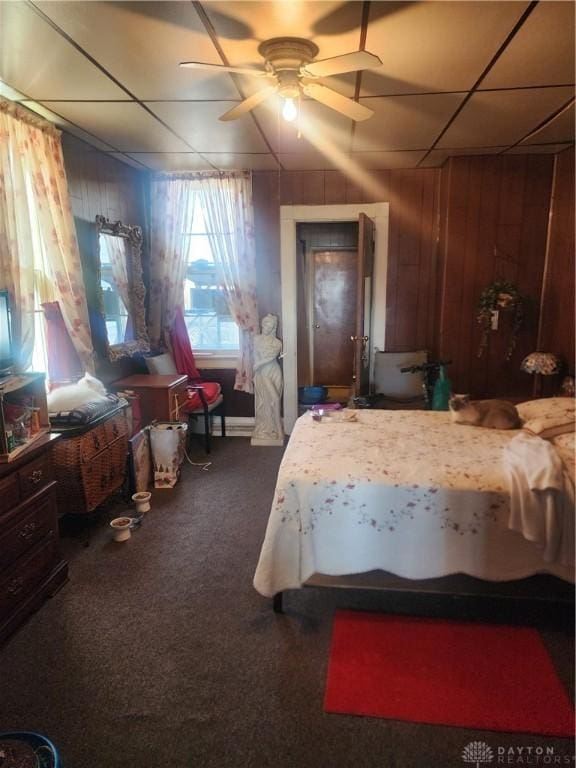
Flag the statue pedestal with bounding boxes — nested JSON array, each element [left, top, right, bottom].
[[251, 435, 284, 447]]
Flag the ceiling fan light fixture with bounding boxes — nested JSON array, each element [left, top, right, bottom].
[[282, 97, 298, 123]]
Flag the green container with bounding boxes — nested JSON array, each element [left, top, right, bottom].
[[432, 365, 451, 411]]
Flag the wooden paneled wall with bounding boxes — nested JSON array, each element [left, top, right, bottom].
[[62, 135, 149, 382], [59, 142, 572, 408], [538, 148, 575, 373], [252, 168, 440, 356], [254, 155, 567, 402], [437, 155, 554, 398]]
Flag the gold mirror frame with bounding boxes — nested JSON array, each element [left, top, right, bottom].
[[95, 215, 150, 361]]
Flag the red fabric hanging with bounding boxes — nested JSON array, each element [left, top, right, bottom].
[[169, 306, 201, 381], [42, 301, 84, 385], [169, 307, 222, 412]]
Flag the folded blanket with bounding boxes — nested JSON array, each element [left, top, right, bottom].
[[49, 394, 121, 426], [502, 433, 574, 565]]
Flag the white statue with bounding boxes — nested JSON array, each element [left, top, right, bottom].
[[251, 314, 284, 447]]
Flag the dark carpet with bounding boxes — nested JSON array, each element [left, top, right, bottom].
[[0, 438, 573, 768]]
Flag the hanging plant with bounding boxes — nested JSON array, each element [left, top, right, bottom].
[[476, 280, 524, 361]]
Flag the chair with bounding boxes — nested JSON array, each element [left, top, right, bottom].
[[372, 350, 429, 409], [145, 351, 225, 454]]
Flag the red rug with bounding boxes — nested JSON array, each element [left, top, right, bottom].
[[324, 611, 574, 735]]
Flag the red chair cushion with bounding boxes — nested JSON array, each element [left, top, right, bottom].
[[181, 382, 222, 412]]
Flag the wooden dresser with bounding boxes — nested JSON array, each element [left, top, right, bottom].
[[112, 374, 188, 426], [0, 434, 68, 643]]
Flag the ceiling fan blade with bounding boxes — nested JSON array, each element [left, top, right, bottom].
[[303, 83, 374, 122], [179, 61, 270, 78], [219, 86, 277, 121], [302, 50, 382, 78]]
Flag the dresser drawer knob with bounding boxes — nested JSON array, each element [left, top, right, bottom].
[[7, 576, 25, 595], [18, 522, 38, 540], [28, 469, 43, 485]]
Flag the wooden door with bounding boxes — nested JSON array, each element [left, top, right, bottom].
[[352, 213, 375, 397], [312, 249, 357, 386]]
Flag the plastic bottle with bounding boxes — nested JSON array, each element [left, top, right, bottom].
[[432, 365, 452, 411]]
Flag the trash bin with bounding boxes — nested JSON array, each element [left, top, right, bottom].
[[149, 422, 188, 488]]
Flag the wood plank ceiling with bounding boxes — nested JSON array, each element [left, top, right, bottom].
[[0, 0, 574, 172]]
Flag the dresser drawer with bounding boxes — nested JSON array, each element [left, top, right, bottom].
[[0, 473, 20, 517], [0, 489, 56, 574], [18, 454, 53, 501], [0, 536, 57, 619]]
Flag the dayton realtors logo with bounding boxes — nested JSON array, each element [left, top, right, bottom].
[[462, 742, 494, 767], [462, 742, 575, 766]]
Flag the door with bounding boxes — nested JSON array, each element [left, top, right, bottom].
[[352, 213, 375, 397], [312, 249, 357, 386]]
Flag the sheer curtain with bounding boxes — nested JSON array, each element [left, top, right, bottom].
[[0, 98, 94, 373], [149, 172, 259, 394], [149, 175, 195, 351], [197, 172, 259, 393]]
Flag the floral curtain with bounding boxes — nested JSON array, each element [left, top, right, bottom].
[[0, 98, 94, 373], [149, 176, 195, 350], [102, 234, 130, 312], [197, 172, 259, 393]]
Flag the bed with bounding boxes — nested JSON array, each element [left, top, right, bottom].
[[253, 399, 575, 604]]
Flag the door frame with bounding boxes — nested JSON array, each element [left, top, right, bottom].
[[280, 203, 390, 433]]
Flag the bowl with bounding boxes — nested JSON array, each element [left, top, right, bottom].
[[110, 516, 133, 542], [298, 386, 328, 405]]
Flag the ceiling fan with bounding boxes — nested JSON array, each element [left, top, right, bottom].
[[180, 37, 382, 123]]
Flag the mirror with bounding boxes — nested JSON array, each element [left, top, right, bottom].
[[94, 215, 149, 361]]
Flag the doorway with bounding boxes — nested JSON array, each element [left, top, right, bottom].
[[296, 222, 359, 403], [281, 203, 390, 433]]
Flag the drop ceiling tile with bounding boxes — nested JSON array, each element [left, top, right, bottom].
[[352, 151, 427, 169], [506, 143, 573, 155], [437, 87, 575, 149], [205, 154, 280, 171], [277, 151, 343, 171], [38, 102, 191, 152], [20, 101, 118, 152], [35, 1, 239, 101], [147, 101, 269, 153], [418, 146, 507, 168], [481, 2, 575, 89], [125, 153, 211, 172], [107, 153, 150, 171], [353, 93, 466, 152], [253, 97, 352, 154], [204, 2, 364, 98], [362, 1, 529, 96], [519, 101, 575, 146], [0, 1, 125, 99]]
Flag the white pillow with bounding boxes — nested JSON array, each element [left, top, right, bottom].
[[516, 397, 575, 422], [145, 353, 178, 375], [522, 416, 575, 440]]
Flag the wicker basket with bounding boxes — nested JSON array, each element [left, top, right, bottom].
[[52, 411, 129, 515]]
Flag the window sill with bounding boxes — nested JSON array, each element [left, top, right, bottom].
[[194, 352, 238, 370]]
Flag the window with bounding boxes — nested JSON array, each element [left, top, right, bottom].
[[26, 173, 50, 375], [182, 199, 239, 352]]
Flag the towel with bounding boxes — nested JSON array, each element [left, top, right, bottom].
[[503, 433, 574, 565]]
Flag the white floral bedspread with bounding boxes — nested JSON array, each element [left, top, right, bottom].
[[253, 410, 574, 597]]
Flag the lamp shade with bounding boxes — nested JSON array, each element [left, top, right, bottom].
[[520, 352, 562, 376]]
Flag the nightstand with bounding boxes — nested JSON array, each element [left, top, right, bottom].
[[112, 374, 188, 427]]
